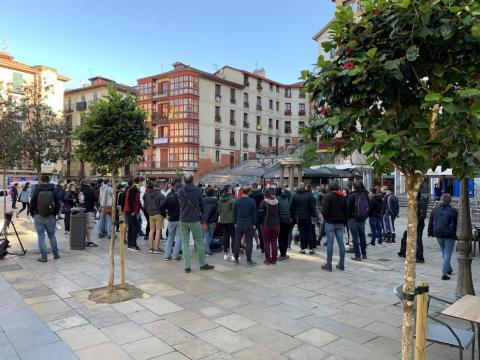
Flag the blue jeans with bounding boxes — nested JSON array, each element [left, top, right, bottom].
[[368, 217, 383, 245], [325, 222, 345, 267], [98, 211, 112, 236], [165, 221, 182, 259], [203, 223, 216, 255], [437, 238, 455, 275], [34, 215, 58, 259], [349, 218, 367, 258]]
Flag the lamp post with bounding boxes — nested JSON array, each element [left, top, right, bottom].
[[455, 177, 475, 298]]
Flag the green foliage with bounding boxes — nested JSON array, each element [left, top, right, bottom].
[[0, 93, 22, 170], [303, 0, 480, 178], [301, 142, 320, 168], [74, 87, 150, 176]]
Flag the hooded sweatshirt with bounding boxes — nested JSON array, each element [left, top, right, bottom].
[[277, 195, 291, 224], [143, 188, 165, 216], [289, 188, 316, 220], [218, 193, 235, 224], [202, 196, 218, 224], [177, 183, 204, 223], [321, 190, 347, 224], [258, 195, 280, 228], [29, 183, 60, 217]]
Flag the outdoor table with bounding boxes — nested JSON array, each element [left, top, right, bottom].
[[442, 295, 480, 359]]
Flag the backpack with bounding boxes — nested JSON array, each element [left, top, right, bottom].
[[354, 193, 369, 221], [433, 206, 455, 238], [37, 189, 55, 217]]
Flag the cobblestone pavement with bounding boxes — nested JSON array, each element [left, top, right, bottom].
[[1, 204, 480, 360]]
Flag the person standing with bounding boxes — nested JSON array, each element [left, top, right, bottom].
[[202, 187, 218, 256], [160, 179, 182, 261], [97, 179, 113, 239], [368, 187, 383, 246], [233, 186, 257, 266], [276, 188, 291, 261], [10, 183, 18, 209], [218, 185, 236, 261], [289, 183, 316, 254], [143, 180, 165, 254], [124, 177, 142, 251], [321, 182, 347, 271], [346, 181, 369, 261], [428, 194, 458, 280], [28, 175, 60, 262], [62, 183, 78, 235], [78, 177, 98, 247], [258, 188, 280, 265], [17, 183, 31, 218], [383, 186, 399, 243], [434, 183, 442, 202], [249, 183, 265, 251], [177, 175, 214, 273]]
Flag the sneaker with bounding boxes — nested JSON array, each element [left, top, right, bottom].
[[149, 248, 154, 253], [86, 242, 98, 247], [321, 264, 332, 272], [336, 264, 345, 271], [271, 261, 277, 265], [224, 254, 229, 260], [164, 257, 171, 261], [309, 250, 316, 255], [397, 252, 405, 257], [278, 255, 289, 261], [185, 268, 191, 273], [152, 249, 162, 254], [128, 246, 140, 252], [362, 255, 367, 260], [246, 260, 257, 267], [300, 250, 306, 254], [370, 242, 375, 246], [230, 255, 235, 261], [442, 274, 450, 281], [234, 258, 239, 265], [206, 253, 211, 257], [263, 260, 271, 265], [37, 257, 47, 263], [200, 264, 214, 271], [53, 254, 60, 260], [351, 256, 362, 261], [98, 233, 106, 239]]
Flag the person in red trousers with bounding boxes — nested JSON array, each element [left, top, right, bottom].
[[258, 188, 280, 265]]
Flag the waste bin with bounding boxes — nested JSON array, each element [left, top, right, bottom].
[[70, 207, 86, 250]]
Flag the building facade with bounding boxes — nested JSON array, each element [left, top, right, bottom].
[[137, 62, 308, 179], [0, 51, 69, 184], [63, 77, 137, 179]]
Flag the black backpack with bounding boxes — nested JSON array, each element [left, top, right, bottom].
[[37, 189, 55, 217], [354, 193, 370, 222]]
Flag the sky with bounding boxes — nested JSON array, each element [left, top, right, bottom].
[[0, 0, 335, 89]]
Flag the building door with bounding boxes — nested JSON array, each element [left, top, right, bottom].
[[160, 149, 168, 168], [243, 153, 248, 162], [230, 152, 235, 169]]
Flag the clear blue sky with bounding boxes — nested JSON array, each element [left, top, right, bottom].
[[0, 0, 334, 89]]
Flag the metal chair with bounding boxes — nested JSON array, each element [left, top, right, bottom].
[[394, 285, 475, 360]]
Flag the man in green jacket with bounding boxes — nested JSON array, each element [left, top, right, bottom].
[[218, 184, 235, 261]]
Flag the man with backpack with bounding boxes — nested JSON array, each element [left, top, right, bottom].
[[29, 175, 60, 262], [428, 193, 458, 280], [346, 181, 369, 261], [382, 186, 399, 243], [79, 177, 98, 247]]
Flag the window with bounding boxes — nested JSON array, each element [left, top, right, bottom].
[[269, 83, 273, 91], [139, 81, 153, 100], [276, 101, 279, 111], [276, 84, 279, 93], [285, 121, 291, 133], [299, 89, 306, 98], [169, 75, 199, 96], [244, 74, 249, 86], [169, 146, 198, 168], [256, 135, 261, 148], [169, 121, 199, 143], [275, 119, 279, 129], [159, 103, 169, 117], [257, 80, 262, 91], [160, 81, 168, 95], [230, 88, 236, 104], [67, 98, 72, 111], [243, 133, 248, 146], [285, 103, 292, 115], [170, 98, 199, 120], [12, 72, 23, 93], [268, 137, 273, 147], [299, 103, 306, 115], [215, 129, 221, 145], [243, 113, 249, 127], [285, 88, 292, 98], [230, 110, 236, 125], [244, 93, 249, 107], [93, 93, 98, 103], [299, 121, 305, 129], [268, 118, 273, 129], [257, 116, 261, 126], [269, 99, 273, 110], [215, 106, 221, 122], [285, 138, 291, 148], [158, 126, 168, 138], [215, 84, 221, 97], [230, 132, 236, 146], [256, 96, 262, 111], [215, 149, 220, 162]]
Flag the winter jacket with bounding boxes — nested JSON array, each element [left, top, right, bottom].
[[143, 188, 165, 217], [321, 191, 347, 224], [160, 190, 180, 222], [234, 197, 257, 225], [249, 190, 264, 210], [258, 196, 280, 228], [346, 190, 369, 220], [428, 204, 458, 239], [277, 196, 291, 224], [383, 193, 399, 217], [218, 193, 235, 224], [289, 188, 316, 220], [124, 185, 141, 215], [368, 194, 383, 218], [177, 183, 204, 223], [202, 196, 219, 224], [29, 183, 60, 217], [79, 184, 97, 213], [62, 190, 77, 213], [19, 188, 31, 203]]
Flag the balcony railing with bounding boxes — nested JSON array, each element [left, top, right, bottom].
[[76, 102, 87, 111], [153, 137, 169, 145], [243, 122, 250, 128], [284, 110, 292, 116], [298, 110, 306, 116], [139, 161, 169, 170], [215, 138, 221, 146], [256, 105, 262, 111], [152, 91, 168, 99], [244, 102, 249, 108], [230, 98, 236, 104], [152, 113, 168, 122], [215, 115, 221, 122]]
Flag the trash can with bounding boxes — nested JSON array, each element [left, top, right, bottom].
[[70, 207, 86, 250]]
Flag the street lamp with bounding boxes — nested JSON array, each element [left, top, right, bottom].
[[455, 178, 475, 298]]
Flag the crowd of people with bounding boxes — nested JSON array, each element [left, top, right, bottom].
[[6, 174, 459, 279]]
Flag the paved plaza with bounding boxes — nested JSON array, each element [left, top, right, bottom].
[[1, 206, 480, 360]]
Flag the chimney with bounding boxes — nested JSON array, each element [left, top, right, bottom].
[[253, 67, 266, 78], [89, 76, 114, 86]]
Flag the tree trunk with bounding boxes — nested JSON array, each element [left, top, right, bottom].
[[401, 172, 423, 360], [119, 178, 126, 289], [3, 169, 6, 219], [107, 175, 117, 293]]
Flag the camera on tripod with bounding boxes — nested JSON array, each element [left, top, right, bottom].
[[0, 211, 27, 259]]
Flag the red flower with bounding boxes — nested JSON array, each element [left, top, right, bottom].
[[320, 107, 329, 116], [344, 61, 354, 70]]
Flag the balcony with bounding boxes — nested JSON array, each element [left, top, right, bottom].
[[256, 105, 262, 111], [215, 138, 221, 146], [285, 127, 292, 134], [76, 102, 87, 111], [152, 91, 168, 99], [243, 142, 249, 148], [230, 119, 236, 126], [230, 141, 236, 147], [298, 110, 306, 116], [243, 122, 250, 128], [153, 137, 169, 145], [244, 102, 249, 108], [284, 110, 292, 116], [152, 113, 168, 122], [230, 98, 236, 104], [256, 124, 262, 131], [215, 115, 221, 122]]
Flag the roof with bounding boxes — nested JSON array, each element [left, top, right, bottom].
[[0, 52, 70, 81], [64, 81, 136, 95], [303, 167, 361, 178], [312, 19, 334, 40], [216, 65, 304, 88], [230, 167, 277, 177]]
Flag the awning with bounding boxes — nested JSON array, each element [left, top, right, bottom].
[[303, 167, 361, 178], [230, 167, 276, 177], [427, 167, 453, 176]]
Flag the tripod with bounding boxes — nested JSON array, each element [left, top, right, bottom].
[[0, 211, 27, 256]]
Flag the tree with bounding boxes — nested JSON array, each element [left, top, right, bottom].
[[303, 1, 480, 359], [0, 93, 22, 217], [74, 87, 150, 293], [19, 84, 66, 177]]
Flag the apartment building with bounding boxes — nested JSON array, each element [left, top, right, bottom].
[[63, 77, 136, 178], [0, 51, 69, 184], [137, 62, 309, 179]]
